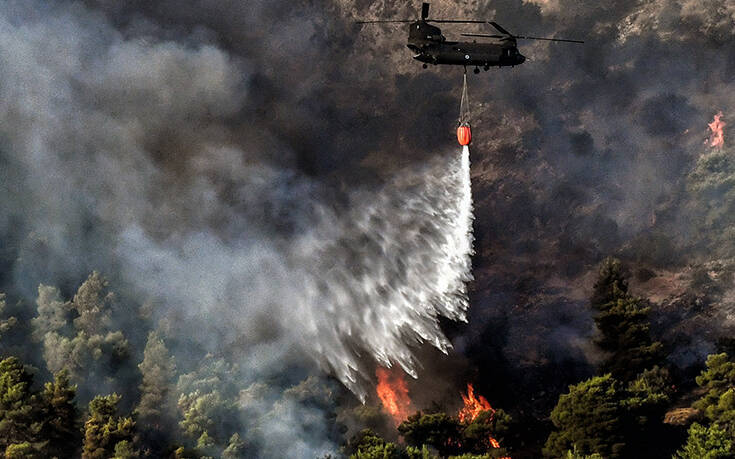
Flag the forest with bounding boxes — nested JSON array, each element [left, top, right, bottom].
[[0, 257, 733, 458]]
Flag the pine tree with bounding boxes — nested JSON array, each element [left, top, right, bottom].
[[82, 394, 135, 459], [0, 357, 43, 452], [590, 258, 663, 382], [594, 296, 664, 381], [591, 257, 628, 310], [72, 271, 113, 336], [222, 433, 246, 459], [674, 423, 734, 459], [693, 353, 735, 435], [31, 285, 72, 341], [544, 375, 627, 458], [136, 331, 176, 425], [40, 369, 80, 458]]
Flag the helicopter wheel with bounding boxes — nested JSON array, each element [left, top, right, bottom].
[[484, 65, 490, 71], [422, 63, 428, 69], [473, 67, 480, 74]]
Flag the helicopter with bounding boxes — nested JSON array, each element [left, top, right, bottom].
[[356, 2, 583, 73]]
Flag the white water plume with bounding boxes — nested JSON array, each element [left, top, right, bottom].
[[120, 147, 475, 399]]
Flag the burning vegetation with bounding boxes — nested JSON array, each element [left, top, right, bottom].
[[708, 111, 726, 149], [376, 367, 412, 425]]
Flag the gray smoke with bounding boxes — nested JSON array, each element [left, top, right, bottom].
[[0, 1, 477, 453]]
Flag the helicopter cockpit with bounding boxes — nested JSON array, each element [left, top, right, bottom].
[[408, 21, 446, 45]]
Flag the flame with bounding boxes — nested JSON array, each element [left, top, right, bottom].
[[458, 384, 510, 457], [376, 367, 411, 425], [458, 383, 494, 423], [708, 111, 726, 149]]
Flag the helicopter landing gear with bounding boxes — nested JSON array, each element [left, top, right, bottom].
[[422, 63, 428, 69], [484, 65, 490, 71], [473, 66, 480, 74]]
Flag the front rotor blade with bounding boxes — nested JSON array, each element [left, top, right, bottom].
[[355, 20, 414, 23], [489, 21, 512, 35], [428, 19, 491, 23], [460, 33, 506, 39], [515, 35, 584, 43]]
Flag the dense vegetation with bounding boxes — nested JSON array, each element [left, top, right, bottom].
[[0, 258, 733, 457]]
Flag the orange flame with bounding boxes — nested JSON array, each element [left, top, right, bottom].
[[458, 383, 494, 423], [458, 384, 509, 457], [708, 111, 726, 149], [376, 367, 411, 425]]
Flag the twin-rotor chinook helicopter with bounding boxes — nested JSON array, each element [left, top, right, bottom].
[[356, 2, 583, 73]]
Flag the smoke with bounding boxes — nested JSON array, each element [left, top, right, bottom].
[[0, 1, 483, 454], [117, 145, 474, 400]]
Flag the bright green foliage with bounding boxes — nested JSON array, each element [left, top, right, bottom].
[[0, 357, 43, 452], [544, 375, 627, 458], [624, 366, 671, 421], [347, 430, 403, 459], [405, 445, 436, 459], [222, 433, 246, 459], [111, 440, 139, 459], [397, 408, 510, 458], [4, 442, 42, 459], [563, 449, 603, 459], [178, 390, 238, 445], [399, 412, 461, 457], [82, 394, 135, 459], [674, 423, 734, 459], [694, 354, 735, 434], [40, 369, 80, 458]]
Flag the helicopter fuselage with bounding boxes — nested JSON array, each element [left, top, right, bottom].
[[406, 21, 525, 68], [409, 40, 525, 67]]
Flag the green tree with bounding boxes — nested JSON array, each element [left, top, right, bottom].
[[544, 375, 627, 458], [136, 331, 176, 425], [399, 412, 461, 457], [4, 442, 42, 459], [694, 353, 735, 434], [111, 440, 139, 459], [40, 369, 80, 458], [222, 433, 246, 459], [72, 271, 113, 335], [563, 449, 603, 459], [460, 409, 512, 455], [31, 285, 71, 341], [82, 394, 135, 459], [591, 257, 628, 310], [34, 275, 132, 403], [590, 259, 663, 382], [0, 357, 43, 453], [674, 423, 734, 459], [346, 430, 403, 459]]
